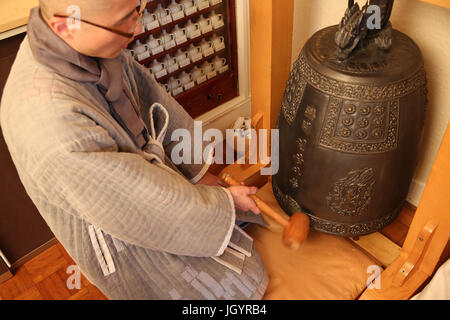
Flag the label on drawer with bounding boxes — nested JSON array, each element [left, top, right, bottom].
[[172, 87, 184, 96], [167, 64, 179, 74], [184, 81, 195, 91], [145, 20, 160, 31], [155, 69, 168, 79], [196, 75, 207, 84], [201, 25, 213, 34], [187, 29, 201, 39], [160, 15, 173, 25], [164, 40, 176, 50], [179, 58, 191, 68], [213, 42, 225, 52], [219, 65, 229, 74], [184, 6, 197, 16], [203, 47, 214, 57], [206, 70, 217, 80], [172, 11, 184, 21], [213, 20, 224, 29], [198, 0, 210, 10], [175, 35, 187, 45], [151, 45, 164, 55], [191, 53, 203, 63], [136, 51, 150, 61]]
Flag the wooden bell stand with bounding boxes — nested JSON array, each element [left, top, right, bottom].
[[359, 125, 450, 299], [219, 0, 450, 300], [219, 0, 293, 187]]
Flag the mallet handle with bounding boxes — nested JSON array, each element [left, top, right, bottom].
[[222, 174, 289, 228]]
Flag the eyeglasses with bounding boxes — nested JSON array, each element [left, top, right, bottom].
[[54, 0, 148, 38]]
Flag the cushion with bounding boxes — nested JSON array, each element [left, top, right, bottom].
[[245, 182, 381, 300]]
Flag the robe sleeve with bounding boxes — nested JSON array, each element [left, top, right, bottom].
[[125, 52, 213, 183], [32, 108, 236, 257]]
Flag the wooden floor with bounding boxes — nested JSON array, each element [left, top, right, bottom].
[[0, 157, 417, 300], [0, 242, 107, 300]]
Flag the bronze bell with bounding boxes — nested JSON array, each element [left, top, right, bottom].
[[273, 0, 427, 236]]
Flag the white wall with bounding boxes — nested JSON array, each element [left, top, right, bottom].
[[292, 0, 450, 206]]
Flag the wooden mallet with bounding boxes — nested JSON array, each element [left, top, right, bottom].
[[221, 173, 310, 250]]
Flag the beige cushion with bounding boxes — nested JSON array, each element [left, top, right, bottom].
[[246, 183, 381, 300]]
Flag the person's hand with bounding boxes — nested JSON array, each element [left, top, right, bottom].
[[196, 172, 260, 215], [228, 185, 261, 215]]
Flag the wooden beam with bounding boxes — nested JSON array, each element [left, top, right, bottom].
[[221, 0, 294, 183], [350, 232, 402, 268], [249, 0, 294, 132]]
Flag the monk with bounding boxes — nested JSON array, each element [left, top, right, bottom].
[[0, 0, 268, 299]]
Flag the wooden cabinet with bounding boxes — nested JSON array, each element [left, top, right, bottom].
[[129, 0, 239, 118], [0, 33, 56, 284]]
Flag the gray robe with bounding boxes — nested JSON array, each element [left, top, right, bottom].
[[0, 37, 268, 300]]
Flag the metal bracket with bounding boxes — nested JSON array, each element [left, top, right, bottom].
[[240, 112, 263, 168]]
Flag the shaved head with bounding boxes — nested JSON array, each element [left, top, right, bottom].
[[39, 0, 111, 21], [38, 0, 141, 58]]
